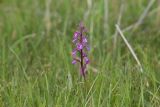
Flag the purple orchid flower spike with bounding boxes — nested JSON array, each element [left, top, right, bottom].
[[72, 22, 90, 79]]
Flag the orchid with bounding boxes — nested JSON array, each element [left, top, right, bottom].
[[72, 22, 90, 78]]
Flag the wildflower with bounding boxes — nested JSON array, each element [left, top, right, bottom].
[[72, 22, 90, 78], [72, 49, 77, 57], [72, 60, 77, 64], [84, 57, 89, 64], [72, 31, 80, 43]]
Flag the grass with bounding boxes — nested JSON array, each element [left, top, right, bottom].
[[0, 0, 160, 106]]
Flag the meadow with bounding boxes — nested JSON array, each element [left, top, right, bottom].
[[0, 0, 160, 106]]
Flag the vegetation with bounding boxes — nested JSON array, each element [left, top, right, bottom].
[[0, 0, 160, 106]]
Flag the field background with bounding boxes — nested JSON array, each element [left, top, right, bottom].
[[0, 0, 160, 107]]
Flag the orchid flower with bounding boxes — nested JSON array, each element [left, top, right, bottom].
[[72, 22, 90, 78]]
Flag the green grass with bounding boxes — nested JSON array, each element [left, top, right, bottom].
[[0, 0, 160, 106]]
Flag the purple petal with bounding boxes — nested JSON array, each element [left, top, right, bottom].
[[82, 37, 87, 43], [72, 60, 76, 64], [83, 53, 87, 57], [72, 38, 77, 43], [86, 45, 90, 51], [84, 57, 89, 64], [72, 49, 77, 56], [76, 43, 83, 50], [73, 31, 80, 39]]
